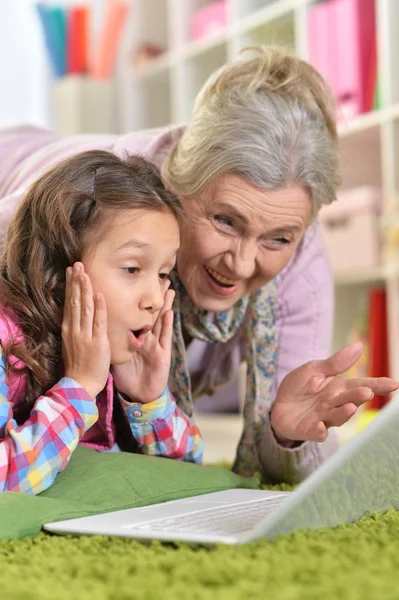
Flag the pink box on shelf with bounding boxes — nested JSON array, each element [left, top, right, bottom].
[[334, 0, 376, 120], [308, 0, 376, 121], [318, 187, 381, 274], [307, 0, 338, 88], [190, 1, 228, 41]]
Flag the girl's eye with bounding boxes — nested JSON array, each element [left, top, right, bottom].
[[123, 267, 140, 275], [159, 273, 169, 281], [214, 215, 234, 228]]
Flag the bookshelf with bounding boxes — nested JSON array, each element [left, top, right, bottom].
[[116, 0, 399, 406]]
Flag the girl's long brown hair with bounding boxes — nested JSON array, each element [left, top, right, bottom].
[[0, 150, 182, 422]]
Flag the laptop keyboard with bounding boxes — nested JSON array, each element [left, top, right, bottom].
[[130, 495, 288, 536]]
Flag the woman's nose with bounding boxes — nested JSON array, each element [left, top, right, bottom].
[[224, 240, 257, 279]]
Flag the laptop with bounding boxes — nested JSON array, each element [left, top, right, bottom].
[[44, 392, 399, 545]]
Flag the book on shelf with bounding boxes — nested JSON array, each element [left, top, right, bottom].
[[346, 287, 390, 415]]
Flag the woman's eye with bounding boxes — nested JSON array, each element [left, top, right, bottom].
[[123, 267, 140, 275], [159, 273, 169, 281], [214, 215, 234, 228], [261, 236, 291, 250], [274, 237, 290, 245]]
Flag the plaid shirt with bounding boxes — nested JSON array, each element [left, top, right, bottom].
[[0, 350, 203, 495]]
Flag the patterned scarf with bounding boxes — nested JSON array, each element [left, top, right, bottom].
[[169, 270, 277, 477]]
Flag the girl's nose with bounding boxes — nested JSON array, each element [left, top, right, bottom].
[[139, 280, 164, 314]]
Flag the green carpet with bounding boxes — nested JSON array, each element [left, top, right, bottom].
[[3, 492, 399, 599], [1, 447, 397, 599]]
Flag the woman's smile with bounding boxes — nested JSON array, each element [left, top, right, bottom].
[[203, 265, 242, 296]]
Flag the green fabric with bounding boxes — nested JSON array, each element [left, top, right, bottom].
[[0, 446, 258, 541]]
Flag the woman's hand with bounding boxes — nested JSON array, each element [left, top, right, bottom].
[[62, 262, 111, 399], [270, 343, 399, 444], [111, 286, 175, 404]]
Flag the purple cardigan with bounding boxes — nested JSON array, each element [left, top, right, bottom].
[[0, 124, 338, 483]]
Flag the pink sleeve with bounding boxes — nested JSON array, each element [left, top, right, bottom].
[[272, 224, 334, 400], [0, 125, 181, 253], [112, 125, 183, 169], [0, 192, 24, 252]]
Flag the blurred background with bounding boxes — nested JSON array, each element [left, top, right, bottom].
[[2, 0, 399, 460]]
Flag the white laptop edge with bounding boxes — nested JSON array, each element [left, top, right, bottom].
[[44, 393, 399, 545]]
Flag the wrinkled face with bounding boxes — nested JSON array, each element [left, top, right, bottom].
[[83, 209, 179, 365], [177, 175, 312, 312]]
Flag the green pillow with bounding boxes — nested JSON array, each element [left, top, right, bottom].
[[0, 446, 258, 541]]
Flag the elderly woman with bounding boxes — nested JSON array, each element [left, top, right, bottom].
[[0, 46, 396, 482]]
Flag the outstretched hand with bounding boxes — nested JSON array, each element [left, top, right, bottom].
[[111, 285, 175, 404], [270, 343, 399, 443]]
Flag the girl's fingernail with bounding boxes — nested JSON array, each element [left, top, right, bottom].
[[74, 263, 80, 274], [80, 276, 86, 285]]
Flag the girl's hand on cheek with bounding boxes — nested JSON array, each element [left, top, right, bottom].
[[62, 262, 111, 399], [111, 287, 175, 404]]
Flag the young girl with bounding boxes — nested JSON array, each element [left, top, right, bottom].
[[0, 150, 203, 494]]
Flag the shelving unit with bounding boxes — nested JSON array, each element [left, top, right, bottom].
[[117, 0, 311, 130], [116, 0, 399, 393]]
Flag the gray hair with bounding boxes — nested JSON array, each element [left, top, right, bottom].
[[162, 46, 340, 215]]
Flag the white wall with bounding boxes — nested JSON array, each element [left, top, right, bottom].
[[0, 0, 50, 129], [0, 0, 116, 131]]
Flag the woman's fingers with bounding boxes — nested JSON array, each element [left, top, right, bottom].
[[311, 343, 364, 377], [316, 386, 377, 431], [322, 385, 374, 409], [322, 378, 398, 413], [323, 403, 358, 428], [304, 420, 328, 443], [344, 377, 399, 396], [314, 374, 398, 417]]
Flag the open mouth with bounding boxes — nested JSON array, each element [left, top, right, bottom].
[[131, 328, 146, 339], [129, 325, 152, 349], [204, 266, 240, 288]]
